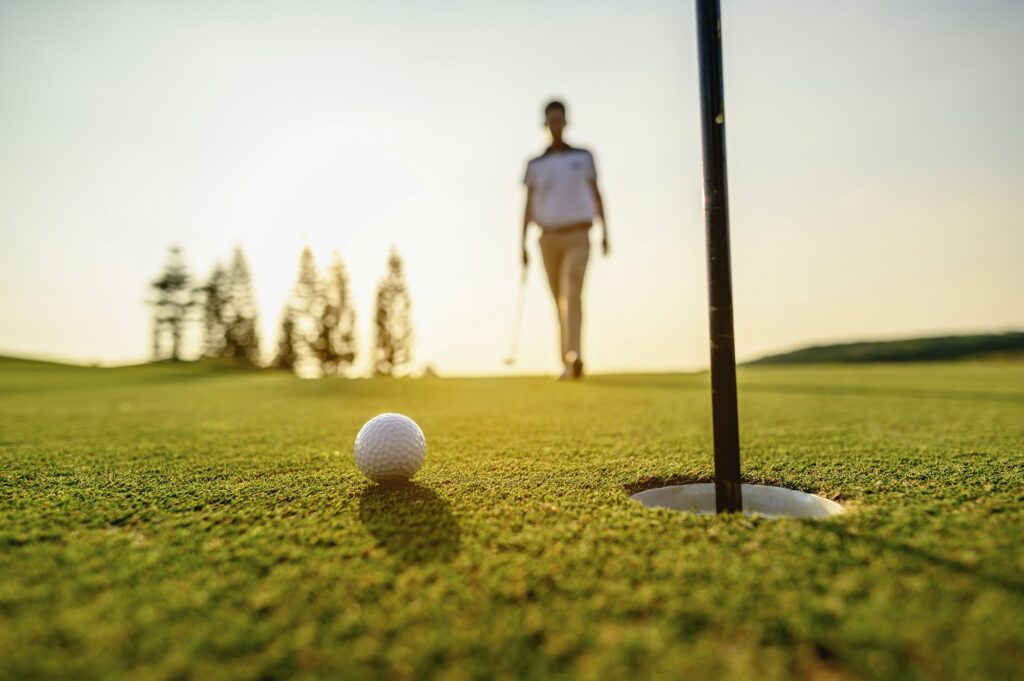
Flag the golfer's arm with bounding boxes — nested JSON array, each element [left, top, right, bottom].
[[590, 181, 607, 241]]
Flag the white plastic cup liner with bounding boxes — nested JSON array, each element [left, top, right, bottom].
[[631, 483, 844, 519]]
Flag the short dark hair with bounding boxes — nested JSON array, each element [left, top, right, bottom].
[[544, 100, 566, 120]]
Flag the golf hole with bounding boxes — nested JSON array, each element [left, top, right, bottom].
[[631, 483, 844, 519]]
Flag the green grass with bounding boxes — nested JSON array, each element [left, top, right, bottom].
[[1, 360, 1022, 680]]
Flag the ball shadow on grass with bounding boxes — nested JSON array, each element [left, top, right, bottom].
[[358, 482, 460, 564]]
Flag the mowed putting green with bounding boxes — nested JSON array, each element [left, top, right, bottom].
[[1, 358, 1022, 680]]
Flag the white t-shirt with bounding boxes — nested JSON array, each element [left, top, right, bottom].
[[523, 147, 598, 230]]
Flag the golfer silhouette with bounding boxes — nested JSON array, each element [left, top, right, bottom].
[[521, 100, 608, 380]]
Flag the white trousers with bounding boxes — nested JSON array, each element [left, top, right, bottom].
[[538, 228, 590, 366]]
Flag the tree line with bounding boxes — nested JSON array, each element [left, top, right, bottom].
[[148, 245, 413, 376]]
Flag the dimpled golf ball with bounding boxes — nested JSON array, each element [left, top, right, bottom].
[[354, 413, 427, 482]]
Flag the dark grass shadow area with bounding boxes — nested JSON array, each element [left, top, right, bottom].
[[623, 475, 711, 496], [815, 522, 1024, 596], [358, 482, 460, 564]]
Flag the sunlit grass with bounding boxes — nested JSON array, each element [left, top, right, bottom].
[[1, 359, 1022, 680]]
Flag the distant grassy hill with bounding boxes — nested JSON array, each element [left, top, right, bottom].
[[0, 355, 268, 369], [749, 331, 1024, 365], [0, 355, 92, 371]]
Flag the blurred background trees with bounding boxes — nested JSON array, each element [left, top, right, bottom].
[[195, 248, 261, 366], [149, 246, 196, 361], [224, 248, 261, 365], [273, 310, 298, 371], [149, 243, 403, 376], [191, 247, 261, 367], [198, 263, 230, 359], [315, 251, 358, 376], [373, 248, 413, 376]]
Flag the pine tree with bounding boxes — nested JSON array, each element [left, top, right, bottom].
[[373, 248, 413, 376], [316, 251, 358, 376], [198, 263, 230, 359], [287, 246, 322, 372], [151, 316, 161, 362], [296, 246, 319, 366], [149, 246, 197, 361], [273, 307, 298, 371], [223, 247, 261, 365]]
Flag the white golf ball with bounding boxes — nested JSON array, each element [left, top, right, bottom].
[[354, 413, 427, 482]]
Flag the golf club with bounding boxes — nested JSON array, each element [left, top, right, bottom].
[[503, 267, 528, 366]]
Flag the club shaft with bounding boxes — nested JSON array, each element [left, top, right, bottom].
[[507, 270, 527, 362], [695, 0, 742, 513]]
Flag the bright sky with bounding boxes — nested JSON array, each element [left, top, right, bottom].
[[1, 0, 1022, 375]]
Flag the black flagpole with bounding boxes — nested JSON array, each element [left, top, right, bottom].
[[695, 0, 742, 513]]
